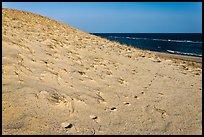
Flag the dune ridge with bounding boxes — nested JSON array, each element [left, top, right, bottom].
[[2, 8, 202, 135]]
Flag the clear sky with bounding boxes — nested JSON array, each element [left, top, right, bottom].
[[2, 2, 202, 33]]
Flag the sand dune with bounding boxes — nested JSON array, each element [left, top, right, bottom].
[[2, 8, 202, 135]]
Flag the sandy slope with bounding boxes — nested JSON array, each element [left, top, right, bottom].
[[2, 8, 202, 135]]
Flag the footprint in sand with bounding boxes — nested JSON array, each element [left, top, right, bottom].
[[141, 91, 145, 95], [123, 102, 131, 106], [110, 107, 117, 111], [90, 115, 98, 120], [134, 95, 139, 99], [61, 122, 73, 129]]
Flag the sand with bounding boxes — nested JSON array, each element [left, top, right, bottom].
[[2, 8, 202, 135]]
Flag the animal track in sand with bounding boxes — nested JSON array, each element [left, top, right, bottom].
[[117, 77, 128, 85], [95, 92, 105, 103], [143, 74, 158, 90], [78, 71, 86, 75], [153, 105, 167, 119], [131, 69, 138, 74], [106, 70, 113, 76]]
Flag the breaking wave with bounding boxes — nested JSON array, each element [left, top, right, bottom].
[[167, 50, 202, 57], [108, 36, 202, 44]]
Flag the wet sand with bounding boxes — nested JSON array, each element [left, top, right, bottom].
[[154, 52, 202, 63]]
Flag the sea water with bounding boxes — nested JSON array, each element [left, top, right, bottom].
[[92, 33, 202, 57]]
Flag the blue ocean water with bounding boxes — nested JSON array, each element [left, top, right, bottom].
[[91, 33, 202, 57]]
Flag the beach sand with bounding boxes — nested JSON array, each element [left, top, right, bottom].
[[2, 8, 202, 135]]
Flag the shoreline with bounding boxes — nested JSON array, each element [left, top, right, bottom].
[[91, 33, 202, 60], [153, 51, 202, 63], [126, 46, 202, 69], [125, 44, 202, 64], [93, 36, 202, 64]]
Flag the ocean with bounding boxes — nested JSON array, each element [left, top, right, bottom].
[[91, 33, 202, 57]]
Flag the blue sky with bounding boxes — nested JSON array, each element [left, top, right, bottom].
[[2, 2, 202, 33]]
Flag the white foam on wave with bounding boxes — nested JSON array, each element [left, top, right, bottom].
[[153, 39, 202, 44], [108, 36, 202, 44], [167, 50, 202, 57]]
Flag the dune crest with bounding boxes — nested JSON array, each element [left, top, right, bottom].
[[2, 8, 202, 135]]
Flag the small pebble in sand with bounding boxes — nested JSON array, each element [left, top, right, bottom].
[[90, 115, 97, 119], [61, 122, 72, 129]]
